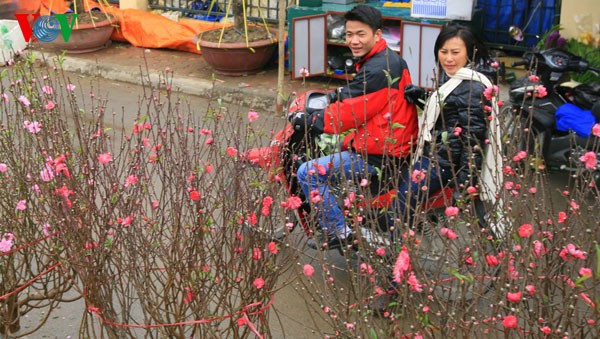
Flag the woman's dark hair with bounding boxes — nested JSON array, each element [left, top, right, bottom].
[[434, 23, 489, 65], [344, 4, 382, 32]]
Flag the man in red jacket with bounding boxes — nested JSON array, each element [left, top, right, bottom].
[[294, 5, 418, 250]]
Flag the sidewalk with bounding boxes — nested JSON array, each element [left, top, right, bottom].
[[29, 40, 515, 113], [29, 41, 341, 114]]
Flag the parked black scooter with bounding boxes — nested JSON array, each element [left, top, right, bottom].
[[504, 48, 600, 182]]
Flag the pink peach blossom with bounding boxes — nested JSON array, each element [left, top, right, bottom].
[[0, 233, 14, 253], [282, 195, 302, 210], [483, 85, 498, 100], [310, 189, 322, 203], [247, 111, 259, 122], [592, 124, 600, 137], [226, 146, 238, 157], [579, 267, 592, 278], [579, 152, 597, 170], [124, 175, 139, 187], [559, 243, 586, 261], [16, 200, 26, 210], [303, 264, 315, 277], [18, 95, 30, 107], [528, 74, 540, 83], [393, 246, 410, 282], [440, 227, 458, 240], [407, 271, 423, 292], [444, 206, 459, 218], [412, 169, 426, 183], [534, 85, 547, 98], [97, 153, 112, 164], [253, 277, 265, 289]]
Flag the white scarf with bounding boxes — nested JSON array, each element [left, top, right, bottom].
[[415, 67, 503, 205]]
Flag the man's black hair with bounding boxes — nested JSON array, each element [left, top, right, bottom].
[[344, 4, 382, 32]]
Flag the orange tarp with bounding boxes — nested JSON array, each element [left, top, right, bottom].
[[107, 9, 230, 54], [15, 0, 230, 54]]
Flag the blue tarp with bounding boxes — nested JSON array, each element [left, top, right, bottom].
[[556, 103, 597, 138], [480, 0, 557, 47]]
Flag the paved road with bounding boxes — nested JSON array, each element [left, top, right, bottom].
[[8, 67, 583, 338]]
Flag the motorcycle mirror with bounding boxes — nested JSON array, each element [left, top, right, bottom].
[[509, 26, 523, 42], [345, 58, 356, 71]]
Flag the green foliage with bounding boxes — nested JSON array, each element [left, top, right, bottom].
[[566, 39, 600, 83]]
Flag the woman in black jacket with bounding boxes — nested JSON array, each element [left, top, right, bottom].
[[396, 23, 500, 225]]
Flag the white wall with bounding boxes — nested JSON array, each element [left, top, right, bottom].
[[560, 0, 599, 41]]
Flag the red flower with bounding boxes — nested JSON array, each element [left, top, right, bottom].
[[502, 314, 518, 329], [253, 277, 265, 289], [282, 196, 302, 210], [247, 212, 257, 226], [506, 291, 522, 303], [485, 254, 499, 267], [518, 223, 534, 238], [558, 211, 567, 223], [559, 243, 586, 261], [189, 190, 201, 201], [252, 248, 262, 260], [525, 284, 535, 296], [261, 196, 273, 216], [226, 146, 238, 157], [267, 241, 278, 254], [512, 150, 527, 162]]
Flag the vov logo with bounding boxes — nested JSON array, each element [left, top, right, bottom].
[[14, 14, 79, 43]]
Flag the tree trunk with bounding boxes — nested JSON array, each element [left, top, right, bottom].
[[233, 0, 245, 31]]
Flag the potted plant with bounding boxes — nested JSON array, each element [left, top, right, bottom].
[[192, 0, 277, 76], [42, 0, 116, 53]]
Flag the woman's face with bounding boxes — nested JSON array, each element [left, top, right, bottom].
[[437, 37, 468, 76]]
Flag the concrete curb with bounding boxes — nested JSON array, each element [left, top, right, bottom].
[[30, 50, 279, 113]]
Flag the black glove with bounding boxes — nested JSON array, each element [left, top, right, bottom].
[[290, 110, 309, 130], [290, 110, 324, 136], [404, 84, 426, 106], [327, 90, 339, 103]]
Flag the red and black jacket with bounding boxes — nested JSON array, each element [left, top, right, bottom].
[[323, 39, 419, 160]]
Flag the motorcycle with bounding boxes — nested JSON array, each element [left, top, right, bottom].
[[504, 48, 600, 183], [242, 90, 500, 301]]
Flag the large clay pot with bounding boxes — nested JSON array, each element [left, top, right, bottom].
[[194, 29, 277, 76], [43, 15, 116, 54]]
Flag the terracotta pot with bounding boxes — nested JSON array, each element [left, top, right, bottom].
[[195, 30, 277, 76], [42, 15, 116, 54]]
